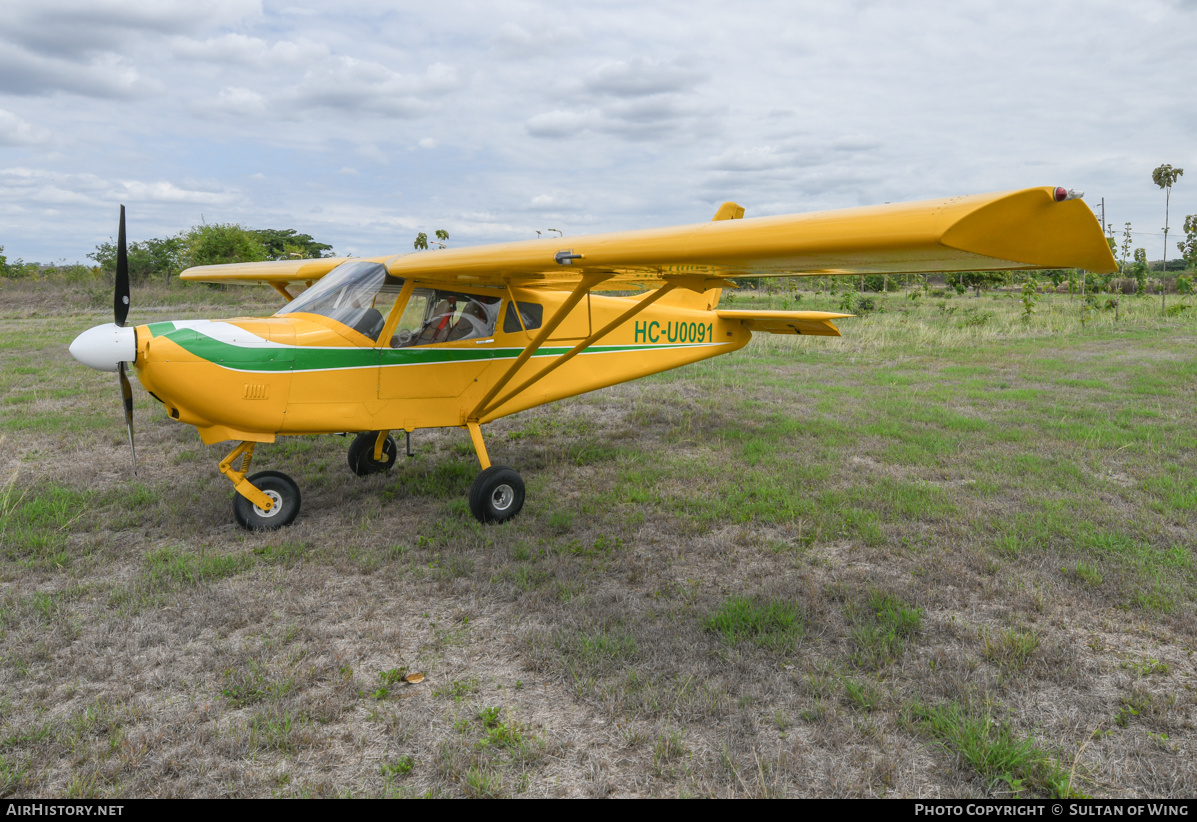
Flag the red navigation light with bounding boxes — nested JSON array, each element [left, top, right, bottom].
[[1054, 187, 1068, 202]]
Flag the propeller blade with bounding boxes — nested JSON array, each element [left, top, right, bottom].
[[115, 204, 129, 328], [119, 362, 136, 473]]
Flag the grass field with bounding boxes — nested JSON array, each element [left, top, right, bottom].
[[1, 278, 1195, 798]]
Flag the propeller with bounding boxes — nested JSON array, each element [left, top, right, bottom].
[[115, 205, 136, 473], [68, 205, 138, 472]]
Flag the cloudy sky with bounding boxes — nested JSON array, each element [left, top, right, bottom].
[[2, 0, 1194, 264]]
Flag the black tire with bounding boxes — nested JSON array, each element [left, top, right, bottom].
[[468, 465, 525, 524], [348, 432, 398, 476], [233, 470, 301, 531]]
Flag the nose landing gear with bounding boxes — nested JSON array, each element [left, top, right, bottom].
[[232, 470, 301, 531], [221, 442, 301, 531]]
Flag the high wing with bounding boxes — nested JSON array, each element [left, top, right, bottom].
[[179, 186, 1116, 291]]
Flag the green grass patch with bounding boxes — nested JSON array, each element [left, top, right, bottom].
[[705, 596, 805, 653], [848, 590, 922, 669], [553, 627, 639, 679], [983, 627, 1041, 671], [0, 481, 92, 566], [383, 460, 474, 500], [909, 701, 1079, 797], [222, 660, 294, 708], [141, 546, 252, 589]]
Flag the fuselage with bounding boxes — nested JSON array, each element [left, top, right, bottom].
[[131, 286, 751, 444]]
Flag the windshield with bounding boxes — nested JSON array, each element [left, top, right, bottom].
[[278, 261, 404, 341]]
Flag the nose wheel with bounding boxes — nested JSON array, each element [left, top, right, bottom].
[[220, 442, 301, 531], [232, 470, 301, 531]]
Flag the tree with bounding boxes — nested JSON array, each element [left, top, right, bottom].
[[1178, 215, 1197, 271], [90, 236, 185, 284], [862, 274, 898, 292], [0, 244, 38, 279], [1131, 249, 1149, 295], [183, 223, 268, 268], [1020, 276, 1038, 318], [251, 229, 333, 260], [1119, 223, 1134, 279], [1152, 163, 1184, 310], [946, 271, 1006, 296], [414, 230, 449, 251]]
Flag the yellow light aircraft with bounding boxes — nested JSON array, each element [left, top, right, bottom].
[[69, 187, 1115, 530]]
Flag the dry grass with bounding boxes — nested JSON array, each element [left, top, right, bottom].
[[1, 280, 1195, 797]]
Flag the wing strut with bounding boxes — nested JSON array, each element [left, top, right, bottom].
[[469, 272, 612, 421]]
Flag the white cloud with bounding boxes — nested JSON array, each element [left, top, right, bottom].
[[526, 109, 598, 139], [582, 57, 706, 98], [199, 57, 462, 120], [0, 1, 1194, 263], [120, 179, 233, 204], [172, 33, 329, 67], [0, 49, 147, 97], [0, 0, 259, 99], [211, 86, 267, 117], [489, 21, 581, 59], [0, 0, 262, 55], [0, 109, 47, 145]]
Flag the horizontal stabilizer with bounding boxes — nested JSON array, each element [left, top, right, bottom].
[[715, 309, 852, 337]]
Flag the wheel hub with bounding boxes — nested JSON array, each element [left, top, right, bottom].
[[254, 489, 283, 517], [491, 483, 514, 512]]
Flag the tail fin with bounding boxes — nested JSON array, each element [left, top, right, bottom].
[[711, 202, 746, 221], [664, 201, 745, 309], [637, 202, 747, 310]]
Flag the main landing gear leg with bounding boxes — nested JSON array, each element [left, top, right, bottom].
[[220, 441, 301, 531], [465, 422, 524, 524]]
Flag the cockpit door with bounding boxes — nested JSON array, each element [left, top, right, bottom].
[[378, 287, 503, 400]]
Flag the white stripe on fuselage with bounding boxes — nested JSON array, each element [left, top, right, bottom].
[[169, 320, 286, 348]]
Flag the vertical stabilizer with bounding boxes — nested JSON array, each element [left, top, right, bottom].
[[711, 202, 746, 221], [691, 201, 746, 307]]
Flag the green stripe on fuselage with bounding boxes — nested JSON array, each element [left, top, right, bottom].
[[160, 327, 722, 373]]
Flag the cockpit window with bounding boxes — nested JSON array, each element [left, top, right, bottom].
[[389, 288, 501, 348], [278, 261, 404, 342]]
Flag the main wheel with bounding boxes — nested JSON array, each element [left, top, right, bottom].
[[469, 465, 525, 524], [233, 470, 301, 531], [348, 432, 398, 476]]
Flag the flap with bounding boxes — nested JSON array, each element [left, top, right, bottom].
[[715, 309, 853, 337]]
